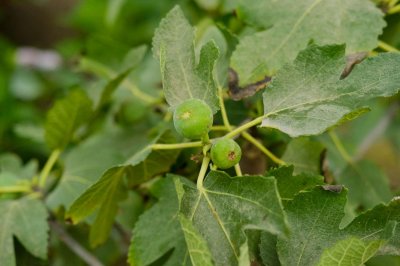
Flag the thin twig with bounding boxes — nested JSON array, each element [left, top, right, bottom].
[[49, 221, 104, 266], [241, 132, 286, 165]]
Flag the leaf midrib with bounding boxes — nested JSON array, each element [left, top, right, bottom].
[[265, 0, 323, 63], [189, 188, 239, 261], [265, 78, 384, 119]]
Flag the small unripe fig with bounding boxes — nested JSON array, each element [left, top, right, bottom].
[[210, 138, 242, 169], [173, 99, 213, 139]]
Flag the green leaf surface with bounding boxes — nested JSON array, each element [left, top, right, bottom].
[[105, 0, 127, 27], [46, 126, 150, 210], [261, 44, 400, 137], [267, 166, 324, 201], [45, 89, 93, 150], [96, 67, 135, 110], [128, 177, 212, 266], [232, 0, 385, 84], [317, 237, 384, 266], [66, 167, 127, 247], [259, 232, 280, 266], [318, 101, 388, 177], [152, 6, 220, 112], [177, 171, 288, 266], [339, 160, 392, 210], [195, 24, 229, 85], [281, 138, 325, 175], [0, 197, 49, 266], [179, 215, 214, 266], [343, 200, 400, 255], [0, 154, 37, 181], [276, 188, 400, 266], [64, 130, 178, 247]]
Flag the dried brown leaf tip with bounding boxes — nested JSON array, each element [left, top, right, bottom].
[[228, 68, 271, 101], [321, 185, 343, 193]]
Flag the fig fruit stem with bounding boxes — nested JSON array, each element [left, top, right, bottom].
[[234, 164, 243, 176], [202, 133, 210, 145], [224, 116, 264, 139], [197, 155, 211, 190], [211, 125, 228, 131], [151, 141, 203, 150], [39, 149, 61, 188], [0, 185, 31, 194]]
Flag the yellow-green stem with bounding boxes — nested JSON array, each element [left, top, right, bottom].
[[202, 133, 210, 145], [218, 87, 232, 130], [234, 164, 243, 176], [378, 41, 400, 52], [389, 0, 399, 7], [197, 156, 211, 190], [211, 125, 229, 131], [241, 132, 286, 165], [0, 185, 31, 194], [163, 111, 172, 122], [152, 142, 203, 150], [39, 149, 61, 188], [125, 82, 159, 104], [328, 130, 353, 164], [388, 4, 400, 14], [224, 116, 264, 139]]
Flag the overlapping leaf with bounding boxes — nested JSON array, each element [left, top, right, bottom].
[[317, 237, 385, 265], [339, 160, 392, 210], [281, 138, 325, 175], [261, 44, 400, 137], [275, 188, 400, 265], [129, 171, 288, 266], [0, 197, 49, 266], [153, 6, 220, 112], [66, 130, 179, 247], [46, 127, 148, 210], [318, 104, 394, 213], [66, 167, 128, 247], [128, 177, 213, 266], [45, 89, 93, 150], [232, 0, 385, 84], [177, 171, 288, 266], [267, 166, 324, 201]]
